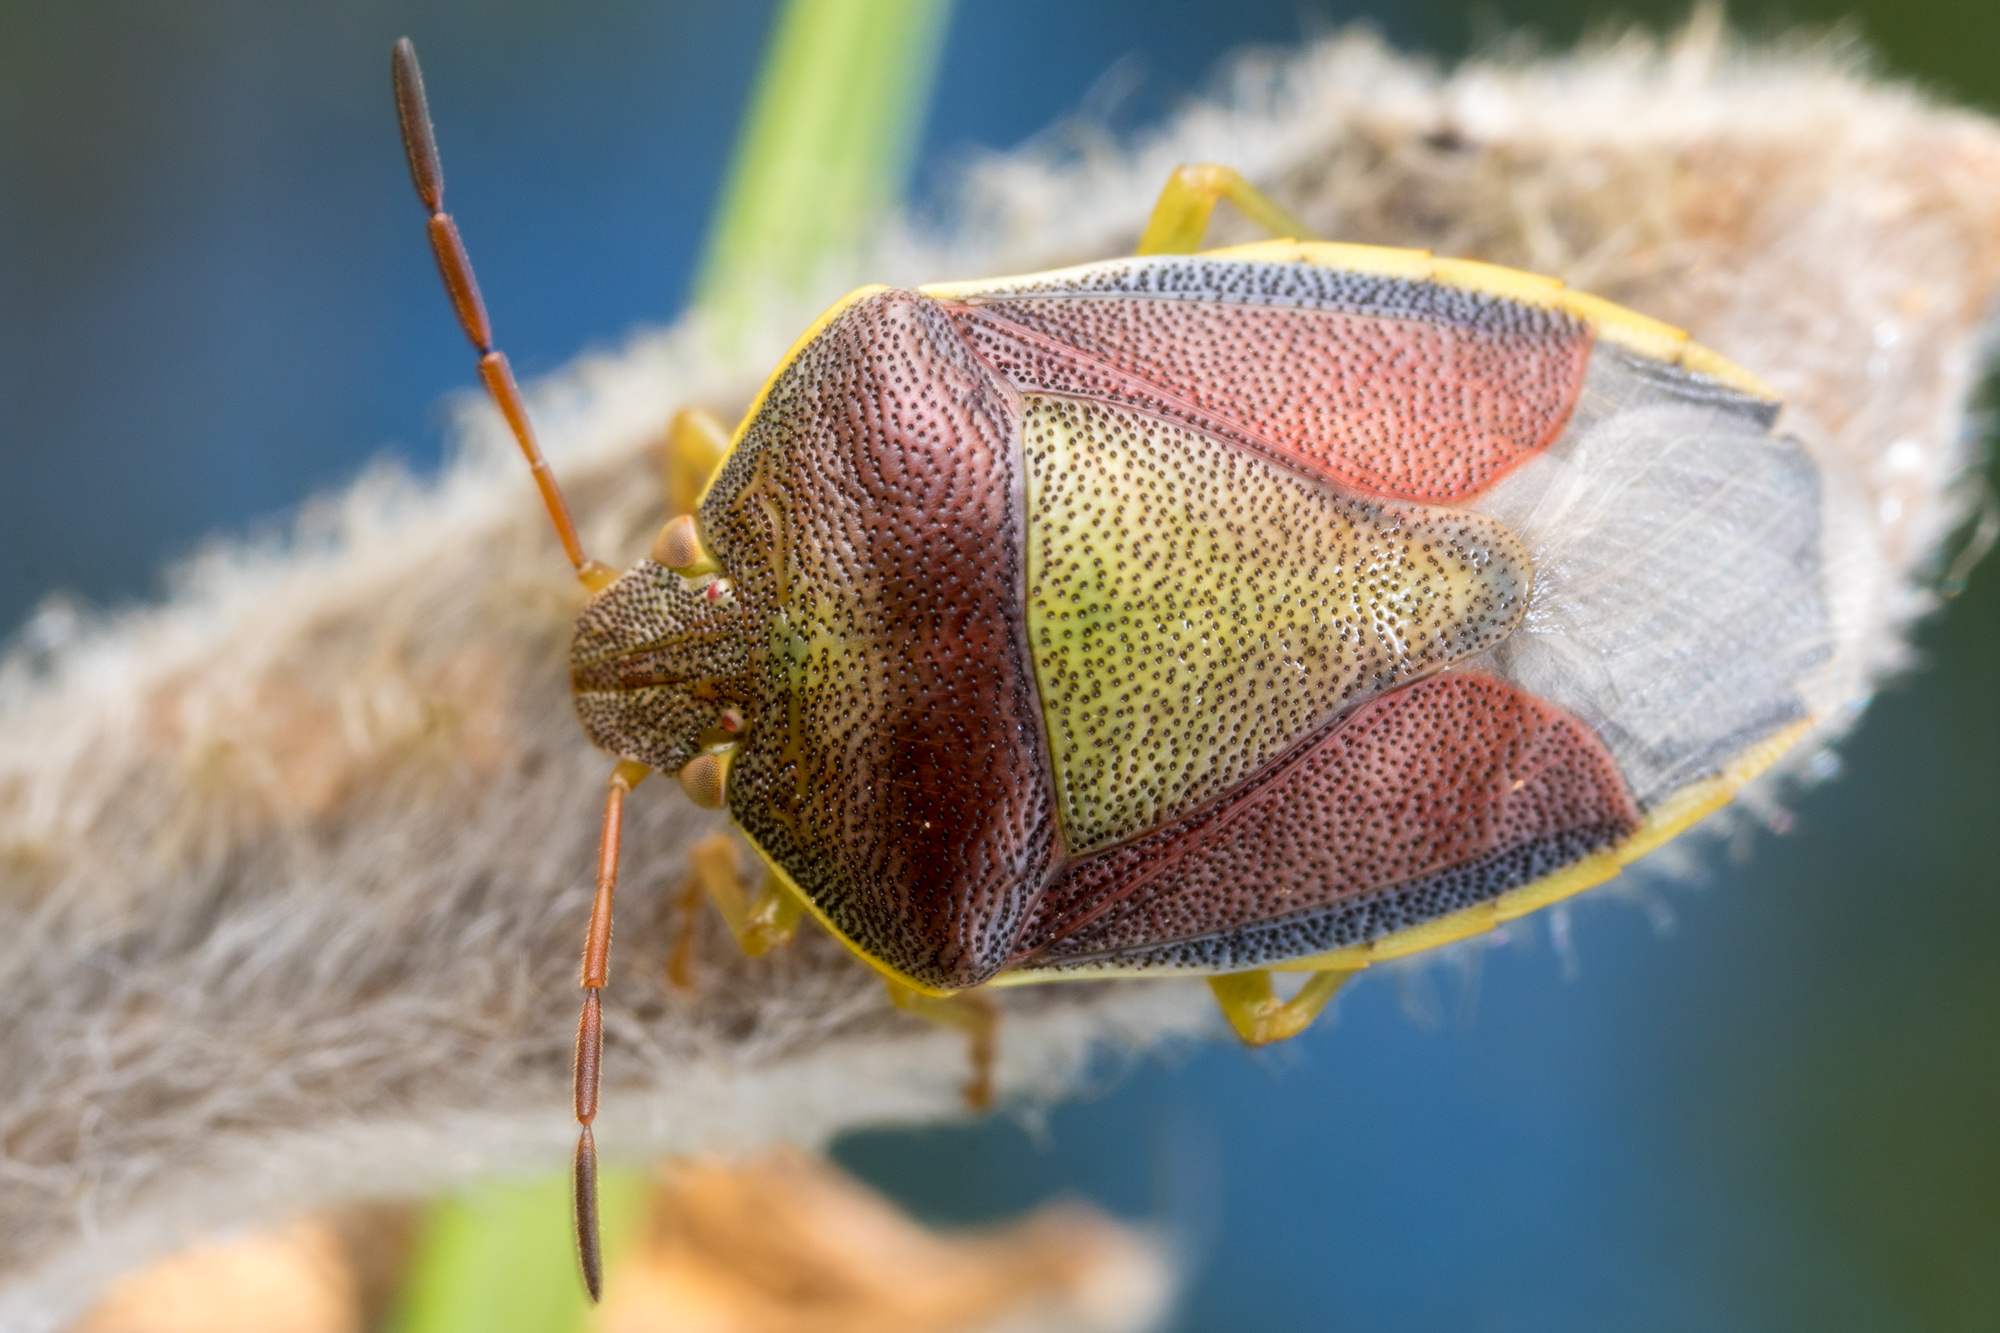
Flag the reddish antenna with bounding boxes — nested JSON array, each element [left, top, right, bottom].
[[393, 39, 646, 1304], [391, 37, 615, 592]]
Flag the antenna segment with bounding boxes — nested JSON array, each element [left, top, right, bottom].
[[392, 37, 615, 592]]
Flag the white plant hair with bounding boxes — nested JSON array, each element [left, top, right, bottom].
[[4, 15, 1999, 1329]]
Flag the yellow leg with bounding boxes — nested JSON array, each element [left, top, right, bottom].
[[692, 832, 803, 956], [884, 980, 998, 1111], [660, 406, 733, 518], [1209, 967, 1358, 1046], [1135, 163, 1316, 256], [669, 833, 805, 992], [665, 870, 705, 991]]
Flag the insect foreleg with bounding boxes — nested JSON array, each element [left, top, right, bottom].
[[570, 758, 650, 1302], [1135, 162, 1316, 256], [677, 831, 804, 971], [884, 981, 999, 1111], [660, 407, 734, 519], [1208, 967, 1359, 1046]]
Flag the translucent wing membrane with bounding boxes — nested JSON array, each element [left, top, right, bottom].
[[1478, 370, 1831, 808]]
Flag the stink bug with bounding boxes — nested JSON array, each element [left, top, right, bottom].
[[393, 41, 1843, 1300]]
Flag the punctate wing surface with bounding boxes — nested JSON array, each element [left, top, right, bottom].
[[684, 254, 1836, 987], [940, 255, 1594, 505], [934, 255, 1832, 976], [1012, 673, 1640, 971]]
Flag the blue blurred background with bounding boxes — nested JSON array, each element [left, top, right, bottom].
[[3, 3, 1996, 1329]]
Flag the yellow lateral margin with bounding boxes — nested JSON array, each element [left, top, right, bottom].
[[1206, 238, 1436, 280], [1266, 718, 1813, 973], [1677, 340, 1781, 400], [693, 283, 890, 511], [986, 718, 1813, 988], [1556, 289, 1688, 363], [1428, 255, 1567, 307], [920, 244, 1777, 404], [739, 830, 962, 997]]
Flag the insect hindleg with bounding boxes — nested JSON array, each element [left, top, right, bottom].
[[1208, 967, 1359, 1047], [571, 758, 650, 1302], [884, 981, 999, 1111], [1135, 163, 1316, 256]]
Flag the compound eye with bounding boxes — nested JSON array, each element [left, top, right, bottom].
[[650, 514, 717, 575], [676, 747, 733, 809]]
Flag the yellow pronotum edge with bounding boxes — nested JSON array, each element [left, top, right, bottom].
[[739, 834, 963, 996], [690, 283, 892, 514], [706, 241, 1795, 994]]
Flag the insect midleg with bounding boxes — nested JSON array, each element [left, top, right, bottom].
[[1208, 967, 1361, 1046], [884, 981, 1000, 1111], [664, 871, 705, 992], [653, 411, 812, 992], [571, 758, 650, 1302], [391, 38, 616, 592], [1135, 162, 1317, 255]]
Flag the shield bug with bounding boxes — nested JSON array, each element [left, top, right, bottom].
[[393, 41, 1841, 1300]]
